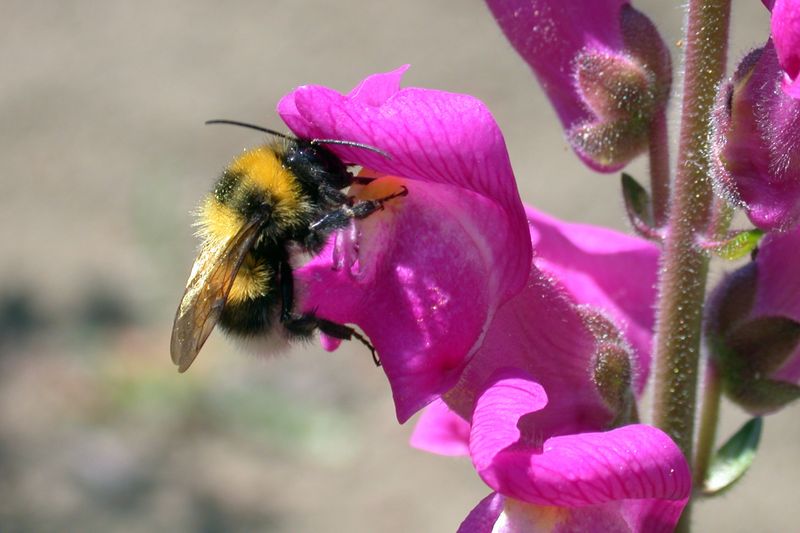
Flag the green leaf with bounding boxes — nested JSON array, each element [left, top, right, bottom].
[[621, 173, 660, 240], [708, 229, 764, 261], [702, 417, 763, 496], [622, 173, 652, 222]]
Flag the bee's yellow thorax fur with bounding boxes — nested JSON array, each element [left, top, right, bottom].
[[229, 146, 302, 211], [196, 145, 309, 242]]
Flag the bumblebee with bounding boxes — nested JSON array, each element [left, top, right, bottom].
[[171, 120, 407, 373]]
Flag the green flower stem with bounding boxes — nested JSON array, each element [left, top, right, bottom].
[[648, 109, 670, 227], [652, 0, 730, 528], [693, 358, 722, 486]]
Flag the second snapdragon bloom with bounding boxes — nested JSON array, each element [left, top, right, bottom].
[[484, 0, 671, 171]]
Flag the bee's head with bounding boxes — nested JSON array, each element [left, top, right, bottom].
[[203, 119, 389, 191], [285, 140, 353, 190]]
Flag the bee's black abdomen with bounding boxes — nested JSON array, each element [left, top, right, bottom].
[[219, 293, 279, 336]]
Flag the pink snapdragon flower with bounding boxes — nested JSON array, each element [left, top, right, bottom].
[[706, 228, 800, 414], [457, 370, 690, 533], [279, 68, 657, 425], [484, 0, 671, 171], [280, 67, 531, 422], [711, 42, 800, 231]]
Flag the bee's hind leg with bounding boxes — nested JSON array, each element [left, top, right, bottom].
[[283, 313, 380, 367], [315, 317, 380, 367]]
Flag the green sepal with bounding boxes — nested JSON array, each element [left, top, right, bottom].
[[706, 229, 764, 261], [702, 417, 762, 496], [621, 173, 660, 240]]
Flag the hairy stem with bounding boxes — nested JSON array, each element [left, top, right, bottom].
[[652, 0, 731, 529], [693, 358, 722, 486], [649, 109, 671, 227]]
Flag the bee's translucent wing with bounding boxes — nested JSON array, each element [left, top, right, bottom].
[[170, 217, 262, 372]]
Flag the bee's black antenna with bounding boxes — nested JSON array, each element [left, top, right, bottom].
[[204, 119, 293, 140], [205, 119, 390, 159], [311, 139, 392, 160]]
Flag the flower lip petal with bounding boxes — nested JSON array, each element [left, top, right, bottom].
[[347, 64, 409, 104]]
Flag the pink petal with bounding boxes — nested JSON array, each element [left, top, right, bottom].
[[409, 398, 471, 457], [526, 206, 658, 393], [457, 492, 505, 533], [468, 374, 691, 533], [772, 0, 800, 91], [715, 43, 800, 230]]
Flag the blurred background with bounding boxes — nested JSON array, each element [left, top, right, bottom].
[[1, 1, 797, 531]]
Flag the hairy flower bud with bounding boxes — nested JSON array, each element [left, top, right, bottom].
[[711, 42, 800, 231], [575, 51, 656, 120], [580, 307, 637, 424], [706, 230, 800, 414]]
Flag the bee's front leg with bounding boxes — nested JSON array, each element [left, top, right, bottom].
[[308, 186, 409, 234]]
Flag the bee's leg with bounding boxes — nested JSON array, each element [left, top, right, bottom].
[[315, 317, 380, 367], [317, 182, 351, 207], [283, 313, 380, 367], [309, 186, 409, 235], [278, 257, 294, 322]]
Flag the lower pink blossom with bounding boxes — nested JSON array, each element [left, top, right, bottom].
[[457, 370, 691, 533]]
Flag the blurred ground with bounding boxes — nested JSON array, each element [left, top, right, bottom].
[[1, 1, 798, 531]]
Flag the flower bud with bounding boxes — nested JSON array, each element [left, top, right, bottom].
[[711, 42, 800, 231], [620, 5, 672, 104], [580, 307, 637, 424], [706, 229, 800, 414], [568, 114, 650, 171], [574, 51, 656, 121]]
